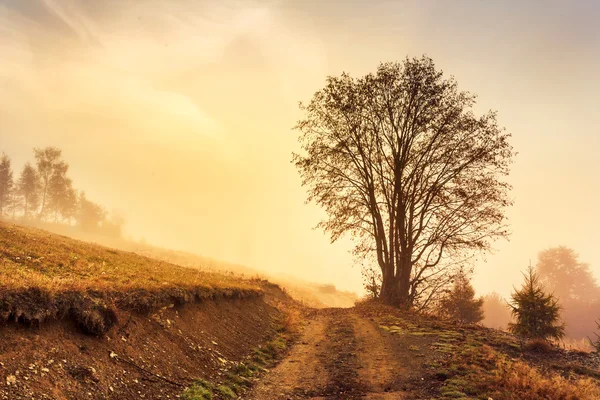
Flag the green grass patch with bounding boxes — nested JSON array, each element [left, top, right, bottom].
[[182, 379, 213, 400]]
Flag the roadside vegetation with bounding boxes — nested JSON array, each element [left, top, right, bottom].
[[0, 222, 261, 334], [371, 302, 600, 399]]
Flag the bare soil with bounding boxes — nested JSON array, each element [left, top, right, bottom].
[[0, 295, 282, 399]]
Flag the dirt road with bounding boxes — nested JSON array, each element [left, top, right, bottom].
[[248, 308, 435, 400]]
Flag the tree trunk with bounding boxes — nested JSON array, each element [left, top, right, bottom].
[[379, 259, 412, 309], [379, 261, 399, 306], [397, 255, 412, 309], [39, 183, 47, 219]]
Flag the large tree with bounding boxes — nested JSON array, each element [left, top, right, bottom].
[[294, 57, 514, 307], [17, 163, 41, 218], [0, 154, 14, 217]]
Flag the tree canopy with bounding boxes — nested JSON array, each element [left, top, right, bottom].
[[294, 56, 514, 307]]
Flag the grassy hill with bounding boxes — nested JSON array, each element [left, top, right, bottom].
[[0, 222, 261, 335], [11, 220, 359, 309]]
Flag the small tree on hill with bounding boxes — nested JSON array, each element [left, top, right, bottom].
[[439, 271, 484, 324], [509, 266, 565, 341]]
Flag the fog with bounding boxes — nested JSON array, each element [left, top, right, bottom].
[[1, 0, 600, 298]]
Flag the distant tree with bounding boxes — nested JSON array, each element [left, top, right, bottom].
[[482, 292, 512, 330], [7, 190, 20, 219], [536, 247, 599, 340], [439, 271, 484, 324], [537, 247, 597, 303], [34, 147, 63, 218], [77, 192, 106, 231], [17, 163, 41, 218], [509, 266, 565, 341], [294, 56, 514, 308], [102, 211, 125, 237], [0, 154, 14, 217], [47, 162, 77, 223]]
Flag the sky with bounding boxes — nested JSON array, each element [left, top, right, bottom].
[[1, 0, 599, 296]]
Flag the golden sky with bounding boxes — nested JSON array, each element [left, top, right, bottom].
[[1, 0, 599, 295]]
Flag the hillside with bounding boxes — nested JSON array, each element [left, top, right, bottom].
[[15, 220, 359, 309], [0, 222, 262, 335], [0, 221, 301, 399]]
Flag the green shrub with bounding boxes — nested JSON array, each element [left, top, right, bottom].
[[508, 266, 564, 341]]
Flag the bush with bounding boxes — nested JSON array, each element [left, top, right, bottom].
[[523, 338, 554, 353]]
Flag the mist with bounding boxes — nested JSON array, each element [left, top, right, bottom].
[[2, 0, 600, 300]]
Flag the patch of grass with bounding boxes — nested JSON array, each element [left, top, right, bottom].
[[0, 223, 262, 334], [182, 379, 213, 400], [432, 342, 456, 354], [215, 385, 236, 399]]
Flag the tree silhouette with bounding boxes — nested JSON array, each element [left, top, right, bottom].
[[294, 56, 514, 307], [536, 247, 600, 340], [537, 247, 597, 303], [0, 154, 14, 217], [47, 161, 77, 223], [509, 266, 565, 341], [17, 163, 41, 218], [34, 147, 63, 219]]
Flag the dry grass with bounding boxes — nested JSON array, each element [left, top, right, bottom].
[[495, 359, 600, 399], [433, 331, 600, 399], [369, 302, 600, 399], [0, 222, 261, 334]]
